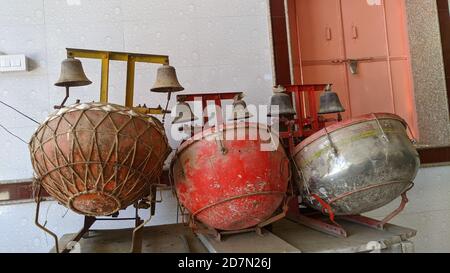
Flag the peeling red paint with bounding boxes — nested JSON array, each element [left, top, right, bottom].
[[172, 123, 290, 231]]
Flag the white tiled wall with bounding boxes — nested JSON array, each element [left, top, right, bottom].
[[0, 0, 273, 181]]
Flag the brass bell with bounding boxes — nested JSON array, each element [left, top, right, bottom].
[[318, 84, 345, 114], [151, 64, 185, 93], [172, 101, 198, 124], [230, 94, 252, 121], [268, 86, 296, 116], [55, 58, 92, 87]]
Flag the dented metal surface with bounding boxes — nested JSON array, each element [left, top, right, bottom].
[[294, 113, 420, 215], [29, 102, 170, 217], [171, 122, 290, 231]]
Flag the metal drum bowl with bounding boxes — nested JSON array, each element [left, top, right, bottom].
[[293, 113, 420, 216], [29, 102, 171, 216], [171, 122, 290, 231]]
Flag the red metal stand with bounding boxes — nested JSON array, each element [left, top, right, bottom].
[[282, 84, 327, 140], [286, 191, 411, 238], [174, 91, 292, 240], [280, 84, 411, 238], [188, 202, 290, 242], [177, 92, 243, 126]]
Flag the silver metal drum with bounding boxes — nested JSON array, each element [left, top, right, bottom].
[[293, 113, 420, 216]]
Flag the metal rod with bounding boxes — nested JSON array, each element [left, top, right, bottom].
[[130, 186, 155, 253], [34, 185, 60, 253], [162, 92, 172, 124], [61, 216, 96, 253], [0, 123, 29, 144], [372, 114, 389, 142], [0, 100, 40, 124], [55, 86, 70, 109], [100, 54, 110, 103], [324, 127, 338, 155], [125, 57, 136, 107]]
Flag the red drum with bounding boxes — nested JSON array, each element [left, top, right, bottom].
[[171, 122, 290, 231], [29, 102, 170, 216]]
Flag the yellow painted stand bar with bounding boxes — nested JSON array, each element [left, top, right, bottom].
[[66, 48, 170, 112]]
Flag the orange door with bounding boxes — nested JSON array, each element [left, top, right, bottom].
[[292, 0, 418, 137]]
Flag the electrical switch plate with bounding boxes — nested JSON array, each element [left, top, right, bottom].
[[0, 57, 10, 67], [0, 54, 28, 72]]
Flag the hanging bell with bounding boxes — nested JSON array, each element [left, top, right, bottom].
[[172, 101, 198, 124], [151, 64, 185, 93], [230, 94, 252, 121], [268, 93, 296, 116], [318, 85, 345, 114], [55, 58, 92, 87]]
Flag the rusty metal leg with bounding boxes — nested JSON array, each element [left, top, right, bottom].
[[286, 196, 347, 237], [150, 185, 157, 216], [131, 226, 144, 253], [214, 230, 222, 242], [192, 197, 291, 242], [131, 185, 158, 253], [379, 192, 409, 227], [288, 213, 348, 238], [255, 227, 263, 237], [341, 192, 409, 230], [134, 203, 143, 227], [191, 220, 222, 242], [61, 216, 96, 253], [130, 202, 145, 253], [34, 186, 60, 253], [34, 184, 96, 253]]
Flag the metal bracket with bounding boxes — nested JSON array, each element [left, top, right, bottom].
[[349, 59, 358, 74], [287, 182, 413, 238], [66, 48, 169, 112], [372, 113, 390, 142]]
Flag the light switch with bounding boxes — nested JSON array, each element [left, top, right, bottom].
[[0, 57, 10, 67], [10, 57, 21, 67], [0, 55, 28, 72]]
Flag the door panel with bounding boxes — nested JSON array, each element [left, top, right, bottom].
[[390, 60, 418, 135], [346, 61, 393, 116], [340, 0, 387, 58], [296, 0, 344, 61], [384, 0, 409, 56], [292, 0, 418, 137]]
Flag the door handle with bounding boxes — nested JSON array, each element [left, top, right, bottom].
[[326, 27, 332, 41], [352, 25, 358, 39]]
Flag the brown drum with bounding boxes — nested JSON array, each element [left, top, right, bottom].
[[29, 102, 171, 216]]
